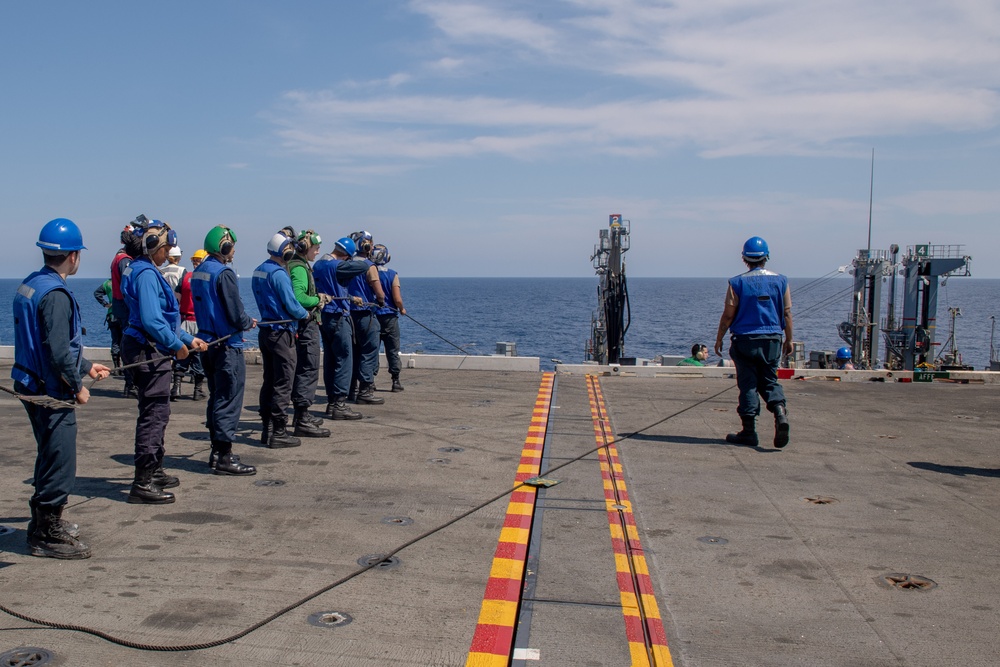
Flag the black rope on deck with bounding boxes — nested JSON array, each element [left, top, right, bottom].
[[0, 380, 736, 651]]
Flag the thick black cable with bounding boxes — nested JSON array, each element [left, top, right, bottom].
[[0, 378, 735, 652]]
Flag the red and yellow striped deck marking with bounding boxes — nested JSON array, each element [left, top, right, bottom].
[[466, 372, 554, 667], [588, 375, 674, 667]]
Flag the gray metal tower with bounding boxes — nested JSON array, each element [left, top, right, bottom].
[[587, 214, 630, 365], [899, 244, 971, 370]]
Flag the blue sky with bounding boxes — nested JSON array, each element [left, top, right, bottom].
[[2, 0, 998, 279]]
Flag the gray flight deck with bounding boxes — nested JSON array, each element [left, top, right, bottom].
[[0, 361, 998, 666]]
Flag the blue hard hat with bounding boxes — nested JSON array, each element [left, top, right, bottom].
[[37, 218, 86, 252], [836, 346, 852, 360], [742, 236, 769, 261], [334, 237, 357, 257]]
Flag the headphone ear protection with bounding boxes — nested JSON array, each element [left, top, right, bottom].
[[295, 230, 319, 254], [219, 227, 235, 256], [280, 238, 295, 263], [142, 223, 176, 256], [357, 238, 373, 255]]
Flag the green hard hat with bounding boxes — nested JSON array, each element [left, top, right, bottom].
[[204, 225, 237, 254]]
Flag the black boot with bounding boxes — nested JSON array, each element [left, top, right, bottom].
[[772, 403, 790, 449], [356, 382, 385, 405], [27, 505, 91, 560], [267, 417, 302, 448], [348, 379, 359, 402], [28, 499, 80, 539], [391, 376, 404, 392], [123, 379, 136, 399], [260, 416, 271, 445], [726, 415, 759, 447], [294, 407, 330, 438], [192, 377, 206, 400], [327, 399, 363, 420], [170, 373, 181, 401], [151, 465, 180, 489], [214, 447, 257, 476], [128, 466, 176, 504], [296, 407, 324, 426]]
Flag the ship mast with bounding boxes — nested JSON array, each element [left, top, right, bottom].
[[587, 214, 630, 365]]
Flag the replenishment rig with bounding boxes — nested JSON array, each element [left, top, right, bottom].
[[586, 214, 630, 365], [839, 243, 972, 370]]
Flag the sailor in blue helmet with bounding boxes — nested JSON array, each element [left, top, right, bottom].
[[313, 237, 374, 420], [371, 243, 407, 392], [345, 231, 386, 403], [120, 220, 209, 504], [714, 236, 793, 448], [836, 346, 855, 370], [191, 225, 258, 475], [251, 232, 310, 448], [12, 218, 111, 558]]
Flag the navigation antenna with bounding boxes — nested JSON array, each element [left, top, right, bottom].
[[586, 214, 630, 365]]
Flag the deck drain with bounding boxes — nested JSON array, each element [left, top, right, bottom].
[[438, 446, 465, 453], [428, 458, 451, 465], [381, 516, 414, 526], [0, 526, 16, 537], [0, 647, 53, 666], [307, 611, 353, 629], [357, 554, 401, 570], [254, 479, 286, 487], [803, 496, 839, 505], [697, 536, 728, 545], [877, 573, 937, 591]]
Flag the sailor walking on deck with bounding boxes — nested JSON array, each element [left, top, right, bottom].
[[13, 218, 111, 558], [251, 233, 310, 448], [715, 236, 792, 449], [191, 225, 258, 476], [121, 221, 208, 504]]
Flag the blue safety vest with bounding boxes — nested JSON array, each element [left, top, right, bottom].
[[347, 259, 376, 312], [11, 268, 83, 399], [190, 256, 242, 347], [121, 257, 182, 353], [376, 268, 398, 316], [314, 257, 351, 316], [729, 268, 787, 336], [252, 259, 297, 331]]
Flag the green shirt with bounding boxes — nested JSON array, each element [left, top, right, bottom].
[[677, 357, 705, 366]]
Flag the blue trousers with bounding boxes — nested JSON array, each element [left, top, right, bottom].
[[321, 312, 353, 400], [20, 393, 77, 508], [203, 345, 246, 444], [351, 310, 380, 386], [123, 336, 173, 469], [729, 335, 786, 418]]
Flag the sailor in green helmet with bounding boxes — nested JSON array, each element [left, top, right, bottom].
[[190, 225, 258, 475]]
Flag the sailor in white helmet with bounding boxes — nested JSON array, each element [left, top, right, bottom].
[[160, 245, 186, 291]]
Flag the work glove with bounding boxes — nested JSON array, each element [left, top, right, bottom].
[[317, 293, 333, 307]]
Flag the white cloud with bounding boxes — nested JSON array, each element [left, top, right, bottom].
[[266, 0, 1000, 170]]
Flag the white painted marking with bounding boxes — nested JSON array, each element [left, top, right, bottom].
[[512, 647, 541, 660]]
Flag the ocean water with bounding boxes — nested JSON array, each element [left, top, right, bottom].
[[1, 276, 997, 371]]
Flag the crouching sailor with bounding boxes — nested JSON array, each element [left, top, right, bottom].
[[715, 236, 792, 449], [191, 225, 258, 475], [252, 233, 311, 448], [13, 218, 111, 558], [121, 220, 208, 503]]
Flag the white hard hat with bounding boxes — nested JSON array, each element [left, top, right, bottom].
[[168, 246, 183, 258]]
